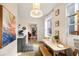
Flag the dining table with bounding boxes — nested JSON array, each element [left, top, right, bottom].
[[42, 39, 70, 56]]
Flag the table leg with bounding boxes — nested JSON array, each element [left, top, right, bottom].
[[53, 51, 59, 56]]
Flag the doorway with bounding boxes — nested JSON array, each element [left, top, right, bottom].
[[28, 24, 37, 44]]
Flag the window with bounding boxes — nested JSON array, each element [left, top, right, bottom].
[[67, 3, 79, 35], [45, 16, 52, 37], [47, 18, 52, 36]]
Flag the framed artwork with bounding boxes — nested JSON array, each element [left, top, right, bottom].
[[55, 9, 60, 16], [2, 6, 16, 47], [55, 20, 59, 27]]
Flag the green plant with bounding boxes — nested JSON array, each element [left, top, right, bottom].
[[53, 35, 59, 43], [53, 35, 59, 39]]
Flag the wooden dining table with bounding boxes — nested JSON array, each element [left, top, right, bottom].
[[42, 39, 70, 56]]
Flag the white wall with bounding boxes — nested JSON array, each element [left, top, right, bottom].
[[0, 3, 17, 56]]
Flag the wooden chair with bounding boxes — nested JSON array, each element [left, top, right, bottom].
[[59, 48, 73, 56], [59, 48, 79, 56], [65, 48, 73, 56], [39, 43, 52, 56], [73, 49, 79, 56]]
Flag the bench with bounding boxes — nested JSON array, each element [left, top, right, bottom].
[[39, 43, 52, 56]]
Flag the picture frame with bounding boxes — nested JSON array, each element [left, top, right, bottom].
[[55, 9, 60, 16], [55, 20, 59, 27]]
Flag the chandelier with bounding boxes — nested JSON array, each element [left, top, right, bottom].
[[30, 3, 43, 18]]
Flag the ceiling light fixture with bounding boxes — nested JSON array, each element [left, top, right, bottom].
[[30, 3, 43, 18]]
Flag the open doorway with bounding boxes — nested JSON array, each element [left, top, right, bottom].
[[28, 24, 37, 44]]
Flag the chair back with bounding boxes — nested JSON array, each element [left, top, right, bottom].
[[73, 49, 79, 56], [65, 48, 73, 56]]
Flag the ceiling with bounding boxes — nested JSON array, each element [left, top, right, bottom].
[[18, 3, 56, 19]]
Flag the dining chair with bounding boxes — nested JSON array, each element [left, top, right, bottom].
[[65, 48, 73, 56], [73, 49, 79, 56]]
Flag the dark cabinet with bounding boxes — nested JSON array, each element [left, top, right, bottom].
[[17, 36, 26, 52]]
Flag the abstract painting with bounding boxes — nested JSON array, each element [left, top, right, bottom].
[[2, 6, 16, 47]]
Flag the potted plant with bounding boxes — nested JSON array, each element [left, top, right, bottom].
[[53, 35, 59, 43]]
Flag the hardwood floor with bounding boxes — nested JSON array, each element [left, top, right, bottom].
[[28, 38, 37, 44], [18, 51, 41, 56]]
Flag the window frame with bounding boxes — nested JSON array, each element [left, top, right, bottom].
[[67, 3, 79, 36]]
